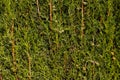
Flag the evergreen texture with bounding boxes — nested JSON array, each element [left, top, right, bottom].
[[0, 0, 120, 80]]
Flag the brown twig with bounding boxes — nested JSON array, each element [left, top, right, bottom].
[[24, 27, 31, 80], [11, 20, 18, 80], [59, 0, 62, 22], [0, 73, 2, 80], [81, 0, 85, 39], [49, 0, 53, 30], [48, 0, 53, 53], [63, 52, 68, 77], [36, 0, 40, 16], [27, 51, 31, 80]]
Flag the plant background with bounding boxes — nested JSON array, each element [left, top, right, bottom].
[[0, 0, 120, 80]]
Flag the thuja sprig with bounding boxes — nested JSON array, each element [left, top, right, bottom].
[[36, 0, 40, 17], [81, 0, 85, 39], [49, 0, 53, 30], [11, 19, 18, 80]]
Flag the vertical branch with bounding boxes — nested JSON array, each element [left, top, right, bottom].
[[55, 0, 62, 49], [107, 0, 111, 17], [36, 0, 40, 16], [27, 51, 31, 80], [49, 0, 53, 30], [25, 27, 31, 80], [81, 0, 85, 39], [59, 0, 62, 22], [107, 0, 115, 61], [48, 0, 53, 52], [11, 20, 18, 80], [107, 0, 114, 48], [0, 73, 2, 80], [63, 52, 68, 78]]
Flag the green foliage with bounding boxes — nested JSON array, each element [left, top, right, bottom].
[[0, 0, 120, 80]]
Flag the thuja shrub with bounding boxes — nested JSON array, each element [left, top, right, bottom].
[[0, 0, 120, 80]]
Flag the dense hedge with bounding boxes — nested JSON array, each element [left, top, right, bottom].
[[0, 0, 120, 80]]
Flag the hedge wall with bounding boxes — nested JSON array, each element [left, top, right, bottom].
[[0, 0, 120, 80]]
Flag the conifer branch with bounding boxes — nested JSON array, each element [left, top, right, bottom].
[[11, 20, 18, 80], [0, 73, 2, 80], [81, 0, 85, 39], [27, 51, 31, 80], [36, 0, 40, 16], [49, 0, 53, 30]]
